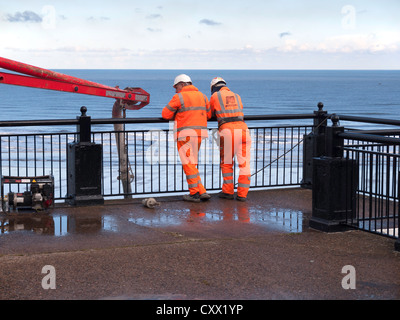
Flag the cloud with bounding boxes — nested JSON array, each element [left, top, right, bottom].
[[4, 46, 131, 54], [146, 14, 162, 19], [6, 11, 42, 23], [199, 19, 221, 26], [275, 33, 400, 54], [357, 9, 368, 15], [5, 43, 400, 69], [147, 28, 162, 33], [87, 16, 111, 21], [279, 32, 292, 38]]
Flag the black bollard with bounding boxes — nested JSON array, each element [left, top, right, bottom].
[[309, 115, 358, 232], [67, 107, 104, 206]]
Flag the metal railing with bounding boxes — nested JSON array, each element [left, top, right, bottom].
[[0, 108, 398, 243], [340, 127, 400, 239], [0, 112, 315, 201]]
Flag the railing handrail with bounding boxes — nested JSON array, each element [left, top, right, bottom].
[[339, 132, 400, 145], [336, 114, 400, 126], [0, 119, 78, 127], [347, 129, 400, 135], [0, 113, 317, 128], [2, 112, 400, 128]]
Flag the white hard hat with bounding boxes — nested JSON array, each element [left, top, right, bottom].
[[173, 74, 192, 87], [210, 77, 226, 89]]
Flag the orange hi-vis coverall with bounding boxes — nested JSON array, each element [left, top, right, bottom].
[[162, 85, 211, 196], [210, 87, 251, 198]]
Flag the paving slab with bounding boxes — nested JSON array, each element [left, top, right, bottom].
[[0, 188, 399, 300]]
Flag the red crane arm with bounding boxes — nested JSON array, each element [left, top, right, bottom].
[[0, 57, 150, 110]]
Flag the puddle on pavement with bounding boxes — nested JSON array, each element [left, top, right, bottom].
[[128, 207, 304, 233], [1, 206, 305, 237]]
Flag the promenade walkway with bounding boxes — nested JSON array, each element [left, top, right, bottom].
[[1, 188, 399, 300]]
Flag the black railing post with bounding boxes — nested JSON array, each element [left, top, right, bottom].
[[301, 102, 328, 188], [324, 114, 344, 158], [309, 115, 358, 232], [314, 102, 328, 132], [77, 106, 91, 143], [67, 107, 104, 206]]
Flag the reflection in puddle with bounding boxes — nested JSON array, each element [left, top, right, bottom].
[[1, 215, 56, 235], [0, 206, 304, 237], [129, 207, 304, 233], [0, 214, 118, 237]]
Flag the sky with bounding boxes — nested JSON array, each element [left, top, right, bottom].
[[0, 0, 399, 69]]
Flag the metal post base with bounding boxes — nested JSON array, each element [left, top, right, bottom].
[[395, 239, 400, 252], [309, 217, 352, 233], [67, 195, 104, 207], [67, 142, 104, 207]]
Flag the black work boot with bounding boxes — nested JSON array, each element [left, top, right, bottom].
[[236, 196, 247, 202], [218, 192, 234, 200], [183, 193, 201, 203], [200, 193, 211, 201]]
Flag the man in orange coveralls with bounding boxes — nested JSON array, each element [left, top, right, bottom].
[[209, 77, 251, 201], [162, 74, 211, 203]]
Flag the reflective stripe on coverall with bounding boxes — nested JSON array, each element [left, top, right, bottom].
[[177, 136, 207, 195]]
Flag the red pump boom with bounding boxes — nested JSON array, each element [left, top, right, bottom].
[[0, 57, 151, 197], [0, 57, 150, 110]]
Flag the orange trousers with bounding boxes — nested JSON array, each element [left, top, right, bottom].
[[177, 136, 207, 196], [219, 122, 251, 198]]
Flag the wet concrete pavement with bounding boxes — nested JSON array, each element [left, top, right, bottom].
[[0, 188, 399, 300]]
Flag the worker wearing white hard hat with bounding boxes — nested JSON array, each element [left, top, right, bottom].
[[173, 74, 192, 92], [209, 77, 251, 201], [210, 77, 227, 92], [162, 74, 212, 202]]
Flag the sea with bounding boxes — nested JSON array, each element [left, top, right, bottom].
[[0, 69, 399, 133]]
